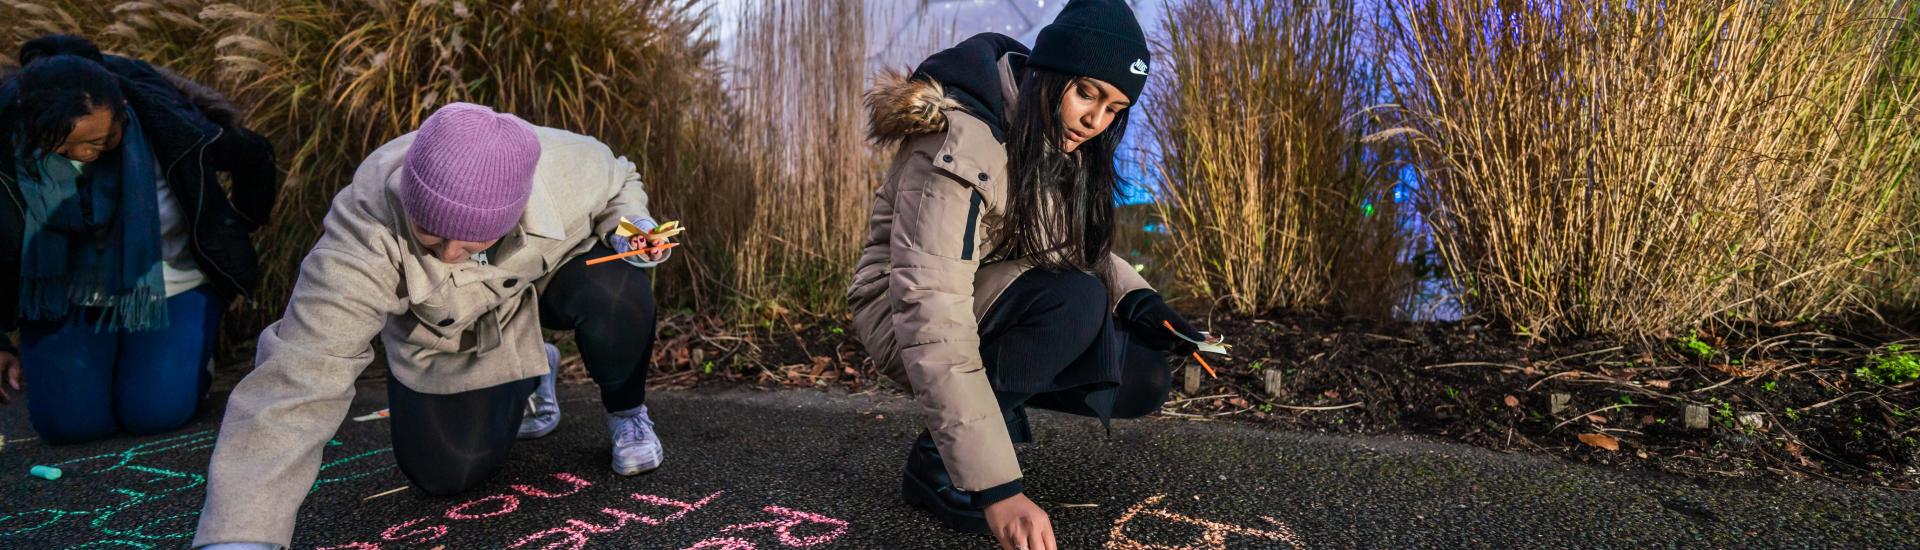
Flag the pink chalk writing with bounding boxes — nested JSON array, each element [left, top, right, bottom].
[[380, 517, 447, 543], [509, 491, 724, 550], [507, 508, 644, 550], [446, 494, 522, 520], [321, 472, 595, 550], [320, 471, 856, 549], [720, 506, 851, 547], [685, 537, 759, 550], [511, 473, 593, 498]]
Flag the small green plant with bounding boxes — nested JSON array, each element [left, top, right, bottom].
[[1856, 344, 1920, 385], [1682, 331, 1718, 359], [1445, 386, 1460, 400], [703, 361, 716, 374], [1762, 381, 1778, 392], [1250, 361, 1266, 371], [1784, 407, 1801, 421], [1258, 403, 1274, 413], [1618, 394, 1635, 405], [1714, 399, 1735, 426], [829, 326, 844, 335]]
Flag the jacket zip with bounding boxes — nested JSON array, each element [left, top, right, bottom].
[[175, 127, 250, 302], [961, 190, 983, 260]]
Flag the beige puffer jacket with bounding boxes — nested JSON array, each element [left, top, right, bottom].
[[847, 57, 1152, 493]]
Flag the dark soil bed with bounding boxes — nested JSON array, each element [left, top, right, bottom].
[[631, 310, 1920, 491]]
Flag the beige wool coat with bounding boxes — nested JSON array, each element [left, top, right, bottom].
[[847, 57, 1152, 495], [193, 126, 654, 548]]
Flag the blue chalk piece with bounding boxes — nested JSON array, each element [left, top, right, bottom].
[[30, 465, 61, 480]]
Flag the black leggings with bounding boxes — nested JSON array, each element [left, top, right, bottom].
[[980, 269, 1172, 424], [388, 241, 658, 496], [388, 376, 537, 496], [537, 241, 658, 412]]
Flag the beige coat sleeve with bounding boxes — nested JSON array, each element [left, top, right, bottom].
[[887, 143, 1021, 492], [1101, 252, 1154, 310], [590, 149, 653, 240], [194, 222, 404, 547]]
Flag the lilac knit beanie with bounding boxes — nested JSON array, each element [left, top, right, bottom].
[[401, 102, 541, 242]]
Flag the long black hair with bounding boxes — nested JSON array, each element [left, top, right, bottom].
[[987, 67, 1130, 273], [4, 34, 124, 167]]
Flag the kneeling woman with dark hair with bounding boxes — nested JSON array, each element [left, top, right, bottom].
[[847, 1, 1207, 548], [0, 35, 280, 443]]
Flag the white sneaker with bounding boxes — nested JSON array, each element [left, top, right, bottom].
[[517, 343, 562, 440], [607, 404, 664, 475]]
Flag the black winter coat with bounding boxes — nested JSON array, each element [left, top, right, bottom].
[[0, 56, 280, 354]]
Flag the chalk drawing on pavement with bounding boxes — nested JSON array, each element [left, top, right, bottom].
[[0, 430, 394, 549], [324, 473, 853, 550], [1104, 494, 1307, 550]]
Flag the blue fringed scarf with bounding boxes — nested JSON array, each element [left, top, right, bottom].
[[14, 107, 168, 331]]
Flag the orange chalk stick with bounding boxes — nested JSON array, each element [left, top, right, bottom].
[[1164, 320, 1219, 378], [586, 242, 680, 266], [1192, 352, 1218, 379]]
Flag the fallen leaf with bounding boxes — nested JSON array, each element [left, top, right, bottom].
[[1577, 433, 1620, 452], [1645, 379, 1672, 389], [1503, 395, 1520, 408], [1639, 415, 1657, 427], [1587, 414, 1609, 424], [1323, 390, 1342, 400], [1228, 397, 1251, 408]]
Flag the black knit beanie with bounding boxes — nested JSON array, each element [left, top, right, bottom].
[[1026, 0, 1152, 101]]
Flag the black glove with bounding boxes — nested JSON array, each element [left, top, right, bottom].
[[1116, 290, 1204, 354]]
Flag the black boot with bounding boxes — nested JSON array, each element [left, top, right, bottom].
[[1006, 404, 1034, 444], [901, 431, 991, 534]]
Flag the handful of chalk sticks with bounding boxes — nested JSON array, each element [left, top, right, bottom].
[[588, 218, 685, 266]]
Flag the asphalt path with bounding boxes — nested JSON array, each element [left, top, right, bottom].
[[2, 382, 1915, 549]]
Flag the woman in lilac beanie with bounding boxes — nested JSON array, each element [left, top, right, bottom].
[[193, 102, 674, 548]]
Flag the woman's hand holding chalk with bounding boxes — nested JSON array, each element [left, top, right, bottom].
[[30, 465, 61, 480]]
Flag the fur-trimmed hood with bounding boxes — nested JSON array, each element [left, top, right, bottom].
[[865, 32, 1027, 145], [863, 70, 961, 145]]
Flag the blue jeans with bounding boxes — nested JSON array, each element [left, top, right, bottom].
[[19, 286, 224, 444]]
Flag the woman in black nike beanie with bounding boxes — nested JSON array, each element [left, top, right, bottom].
[[849, 1, 1202, 549]]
